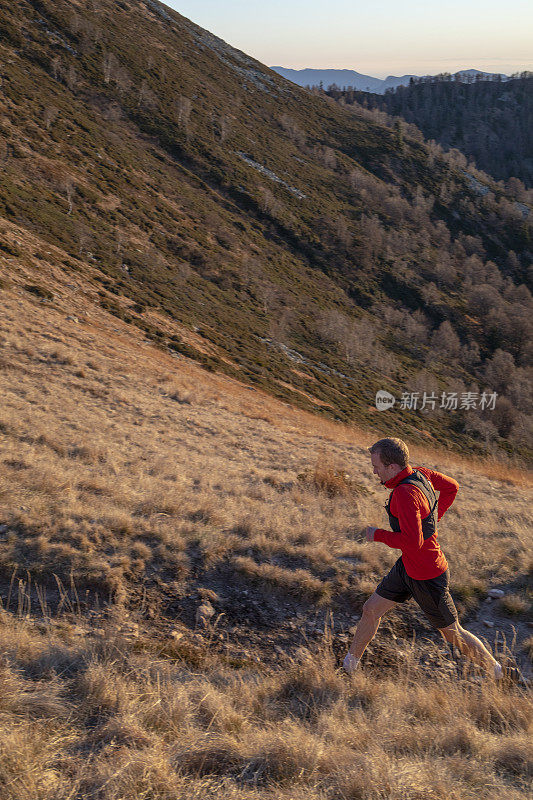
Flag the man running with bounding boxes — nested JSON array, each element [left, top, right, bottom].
[[343, 437, 508, 680]]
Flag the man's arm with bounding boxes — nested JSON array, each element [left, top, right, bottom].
[[418, 467, 459, 520], [373, 485, 425, 552]]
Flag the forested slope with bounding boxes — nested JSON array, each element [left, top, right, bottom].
[[327, 73, 533, 188]]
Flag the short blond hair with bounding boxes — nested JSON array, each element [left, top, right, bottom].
[[368, 437, 409, 468]]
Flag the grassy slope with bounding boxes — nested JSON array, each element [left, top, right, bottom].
[[0, 238, 532, 798], [0, 0, 532, 462]]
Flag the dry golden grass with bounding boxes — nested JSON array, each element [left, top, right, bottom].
[[523, 635, 533, 662], [0, 254, 532, 613], [297, 455, 370, 498], [499, 595, 531, 617], [0, 249, 532, 798], [0, 608, 531, 800]]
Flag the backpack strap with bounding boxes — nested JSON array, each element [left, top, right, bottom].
[[399, 470, 438, 516]]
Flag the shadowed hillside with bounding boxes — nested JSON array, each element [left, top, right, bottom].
[[0, 0, 532, 462]]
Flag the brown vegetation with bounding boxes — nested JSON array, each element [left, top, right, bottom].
[[0, 249, 532, 798], [0, 607, 531, 800], [0, 0, 531, 461]]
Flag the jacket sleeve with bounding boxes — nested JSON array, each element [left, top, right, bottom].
[[420, 467, 459, 520], [373, 485, 425, 552]]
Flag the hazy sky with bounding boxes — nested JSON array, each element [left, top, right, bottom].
[[164, 0, 533, 78]]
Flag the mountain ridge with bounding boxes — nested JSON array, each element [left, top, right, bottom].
[[270, 66, 510, 93]]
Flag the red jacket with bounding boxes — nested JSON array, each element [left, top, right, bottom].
[[374, 465, 458, 579]]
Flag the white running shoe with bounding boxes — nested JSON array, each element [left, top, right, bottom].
[[343, 652, 360, 675]]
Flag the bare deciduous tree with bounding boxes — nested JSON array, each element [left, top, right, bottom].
[[103, 103, 123, 123], [114, 227, 124, 257], [506, 176, 527, 202], [254, 279, 280, 316], [138, 80, 158, 110], [177, 96, 192, 134], [430, 320, 461, 359], [507, 411, 533, 449], [411, 369, 439, 398], [211, 112, 230, 142], [76, 223, 93, 257], [358, 214, 383, 264], [64, 178, 75, 215], [176, 262, 192, 282], [334, 216, 352, 249], [259, 187, 283, 218], [411, 187, 435, 220], [491, 396, 519, 438], [80, 20, 101, 54], [420, 282, 442, 309], [218, 114, 231, 143], [114, 65, 133, 94], [320, 146, 337, 170], [464, 416, 498, 449], [65, 64, 77, 91], [430, 255, 457, 288], [447, 148, 468, 170], [378, 305, 429, 357], [69, 13, 82, 35], [484, 349, 516, 393], [51, 55, 61, 81], [439, 182, 453, 204], [403, 309, 430, 347], [239, 255, 264, 292], [43, 106, 59, 131], [460, 339, 481, 370], [102, 51, 118, 84], [279, 114, 306, 147], [507, 367, 533, 414], [467, 283, 501, 316], [317, 309, 392, 370], [269, 306, 293, 343]]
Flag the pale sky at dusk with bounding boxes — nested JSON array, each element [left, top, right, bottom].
[[164, 0, 533, 78]]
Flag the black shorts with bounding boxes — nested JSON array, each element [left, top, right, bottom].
[[375, 557, 458, 629]]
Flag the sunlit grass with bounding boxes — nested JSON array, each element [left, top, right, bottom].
[[0, 269, 531, 798]]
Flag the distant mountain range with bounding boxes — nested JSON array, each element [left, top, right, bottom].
[[270, 67, 509, 94]]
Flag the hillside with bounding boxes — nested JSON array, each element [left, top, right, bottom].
[[0, 0, 532, 464], [326, 73, 533, 187], [0, 246, 532, 799]]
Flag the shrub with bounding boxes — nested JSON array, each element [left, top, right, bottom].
[[499, 594, 530, 616], [232, 556, 331, 604], [0, 241, 22, 257], [24, 284, 54, 301], [297, 458, 368, 498]]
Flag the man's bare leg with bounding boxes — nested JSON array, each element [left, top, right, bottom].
[[439, 621, 502, 676], [348, 592, 399, 659]]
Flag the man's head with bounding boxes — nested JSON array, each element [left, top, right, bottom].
[[368, 437, 409, 483]]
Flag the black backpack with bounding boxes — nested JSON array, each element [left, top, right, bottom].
[[385, 469, 438, 540]]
